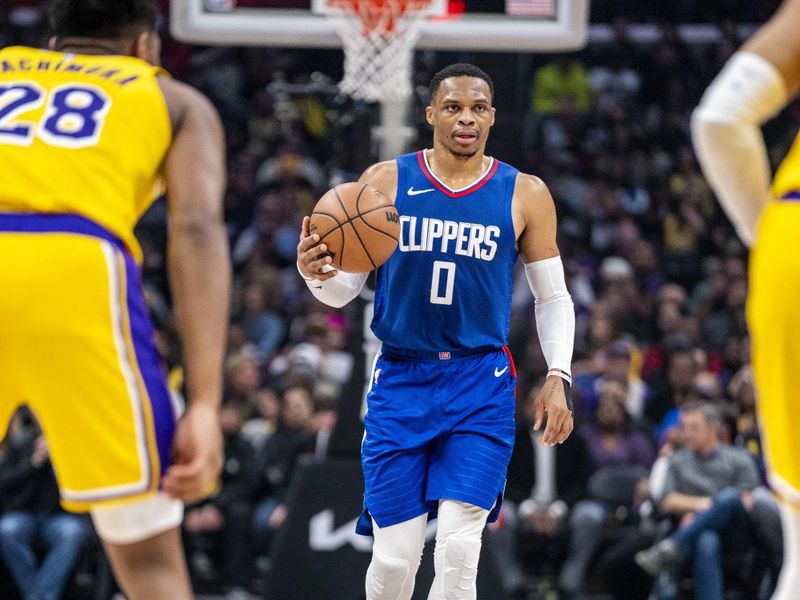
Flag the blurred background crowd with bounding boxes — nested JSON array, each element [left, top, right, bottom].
[[0, 0, 796, 599]]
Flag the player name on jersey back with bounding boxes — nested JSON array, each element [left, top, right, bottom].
[[1, 56, 143, 87], [0, 46, 171, 261]]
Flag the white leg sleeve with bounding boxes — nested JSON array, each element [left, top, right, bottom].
[[428, 500, 489, 600], [366, 513, 427, 600], [772, 502, 800, 600], [90, 492, 183, 545]]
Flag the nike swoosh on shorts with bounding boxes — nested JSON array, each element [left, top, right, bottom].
[[494, 366, 509, 377]]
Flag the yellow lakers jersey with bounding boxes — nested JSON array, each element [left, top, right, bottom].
[[772, 130, 800, 201], [0, 46, 171, 260]]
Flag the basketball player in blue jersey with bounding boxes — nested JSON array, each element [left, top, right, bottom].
[[298, 64, 575, 600], [0, 1, 230, 599], [692, 1, 800, 598]]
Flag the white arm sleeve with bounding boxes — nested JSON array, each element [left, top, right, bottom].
[[525, 256, 575, 375], [298, 263, 368, 308], [691, 51, 788, 247]]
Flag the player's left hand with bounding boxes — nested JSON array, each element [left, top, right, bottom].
[[533, 376, 573, 445], [163, 403, 223, 503]]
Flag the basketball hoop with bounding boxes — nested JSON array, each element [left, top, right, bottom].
[[314, 0, 441, 102]]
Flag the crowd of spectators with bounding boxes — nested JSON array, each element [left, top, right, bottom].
[[1, 1, 798, 599]]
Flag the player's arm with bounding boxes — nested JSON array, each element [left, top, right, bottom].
[[515, 174, 575, 446], [691, 0, 800, 247], [296, 160, 397, 306], [744, 0, 800, 95], [157, 77, 231, 502]]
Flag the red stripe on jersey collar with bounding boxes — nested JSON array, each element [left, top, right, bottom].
[[416, 150, 499, 198]]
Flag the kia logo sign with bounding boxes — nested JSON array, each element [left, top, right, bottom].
[[309, 509, 372, 552]]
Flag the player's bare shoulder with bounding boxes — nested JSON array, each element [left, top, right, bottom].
[[358, 160, 399, 203], [511, 172, 557, 234], [513, 172, 552, 203], [156, 77, 222, 137]]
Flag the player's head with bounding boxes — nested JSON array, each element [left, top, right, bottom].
[[429, 64, 494, 103], [48, 0, 161, 65], [427, 64, 496, 159]]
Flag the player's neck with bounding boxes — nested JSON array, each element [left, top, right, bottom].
[[55, 37, 128, 57], [425, 147, 491, 189]]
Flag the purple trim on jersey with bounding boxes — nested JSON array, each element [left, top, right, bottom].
[[780, 191, 800, 201], [0, 212, 126, 252], [417, 150, 499, 198], [122, 252, 176, 479], [0, 212, 175, 491]]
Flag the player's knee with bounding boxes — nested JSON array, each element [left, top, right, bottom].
[[90, 492, 183, 545], [366, 548, 411, 600], [440, 534, 481, 600]]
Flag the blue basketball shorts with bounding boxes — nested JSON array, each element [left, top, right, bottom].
[[356, 347, 517, 536]]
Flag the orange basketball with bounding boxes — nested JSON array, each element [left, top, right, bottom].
[[309, 182, 400, 273]]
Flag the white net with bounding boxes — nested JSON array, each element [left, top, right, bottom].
[[322, 0, 433, 103]]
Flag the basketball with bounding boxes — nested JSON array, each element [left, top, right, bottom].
[[309, 182, 400, 273]]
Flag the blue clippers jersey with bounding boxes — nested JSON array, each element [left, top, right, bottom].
[[372, 150, 519, 358]]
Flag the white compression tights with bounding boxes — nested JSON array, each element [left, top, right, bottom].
[[428, 500, 489, 600], [365, 500, 489, 600], [772, 502, 800, 600], [366, 513, 427, 600]]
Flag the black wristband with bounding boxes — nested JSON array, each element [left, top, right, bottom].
[[562, 378, 573, 412]]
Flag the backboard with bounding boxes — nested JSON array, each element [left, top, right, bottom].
[[170, 0, 589, 52]]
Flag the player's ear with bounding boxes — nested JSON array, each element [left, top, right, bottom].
[[134, 30, 161, 66], [490, 106, 496, 126], [48, 36, 58, 51], [425, 105, 434, 126], [133, 31, 149, 60]]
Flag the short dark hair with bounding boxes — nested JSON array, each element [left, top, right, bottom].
[[429, 63, 494, 103], [681, 401, 722, 427], [49, 0, 158, 39]]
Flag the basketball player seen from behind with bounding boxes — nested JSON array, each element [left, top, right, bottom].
[[0, 1, 230, 599], [298, 64, 575, 600], [692, 1, 800, 598]]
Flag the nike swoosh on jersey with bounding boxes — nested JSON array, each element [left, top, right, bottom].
[[494, 366, 509, 377], [407, 186, 435, 196]]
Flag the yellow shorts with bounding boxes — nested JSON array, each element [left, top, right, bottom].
[[749, 200, 800, 505], [0, 214, 176, 512]]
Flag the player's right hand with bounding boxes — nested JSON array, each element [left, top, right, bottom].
[[163, 403, 223, 503], [297, 216, 338, 281]]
